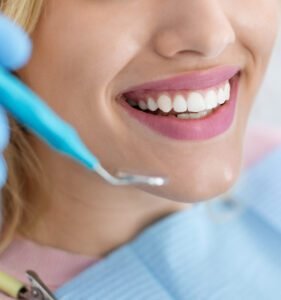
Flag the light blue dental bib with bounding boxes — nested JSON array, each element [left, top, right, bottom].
[[55, 144, 281, 300]]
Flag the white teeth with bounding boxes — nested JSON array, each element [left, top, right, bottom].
[[217, 88, 226, 105], [157, 94, 172, 113], [224, 81, 231, 101], [138, 100, 147, 110], [177, 110, 212, 119], [205, 90, 218, 110], [173, 94, 188, 113], [147, 97, 158, 111], [187, 92, 206, 113], [127, 80, 231, 114]]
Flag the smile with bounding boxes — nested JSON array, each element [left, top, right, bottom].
[[123, 79, 231, 119], [117, 66, 241, 141]]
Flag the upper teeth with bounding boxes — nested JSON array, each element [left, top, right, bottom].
[[127, 80, 231, 114]]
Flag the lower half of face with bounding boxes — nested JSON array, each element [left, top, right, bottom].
[[21, 0, 280, 203]]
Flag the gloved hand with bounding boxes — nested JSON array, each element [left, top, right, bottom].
[[0, 13, 32, 187]]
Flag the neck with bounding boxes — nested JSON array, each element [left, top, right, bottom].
[[21, 188, 190, 258]]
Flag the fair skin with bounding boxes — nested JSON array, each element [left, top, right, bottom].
[[17, 0, 280, 258]]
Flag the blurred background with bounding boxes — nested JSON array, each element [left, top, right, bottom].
[[249, 25, 281, 127]]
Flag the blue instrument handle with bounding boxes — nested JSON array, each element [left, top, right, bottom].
[[0, 66, 99, 170]]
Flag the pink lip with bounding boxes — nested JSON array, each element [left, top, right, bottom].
[[118, 73, 240, 141], [119, 65, 241, 95]]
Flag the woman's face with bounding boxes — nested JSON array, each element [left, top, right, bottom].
[[21, 0, 280, 203]]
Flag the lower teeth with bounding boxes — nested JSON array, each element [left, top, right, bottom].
[[176, 109, 213, 119]]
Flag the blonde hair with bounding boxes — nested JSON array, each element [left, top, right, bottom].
[[0, 0, 45, 254]]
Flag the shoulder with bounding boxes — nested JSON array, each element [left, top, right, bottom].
[[242, 124, 281, 170]]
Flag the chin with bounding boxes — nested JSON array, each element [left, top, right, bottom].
[[137, 157, 243, 204]]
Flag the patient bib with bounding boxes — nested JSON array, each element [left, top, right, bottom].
[[55, 144, 281, 300]]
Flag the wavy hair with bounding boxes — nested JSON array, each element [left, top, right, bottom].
[[0, 0, 45, 254]]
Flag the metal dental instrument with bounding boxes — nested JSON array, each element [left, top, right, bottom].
[[0, 67, 167, 186], [20, 271, 57, 300], [0, 270, 57, 300]]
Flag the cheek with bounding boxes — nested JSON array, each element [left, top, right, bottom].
[[227, 0, 280, 131], [20, 3, 142, 155], [28, 19, 133, 106], [233, 0, 280, 61]]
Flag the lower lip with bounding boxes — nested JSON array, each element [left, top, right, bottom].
[[118, 74, 240, 141]]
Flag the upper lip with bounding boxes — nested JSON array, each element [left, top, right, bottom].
[[119, 65, 241, 96]]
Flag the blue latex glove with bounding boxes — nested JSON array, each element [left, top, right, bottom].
[[0, 13, 32, 187]]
